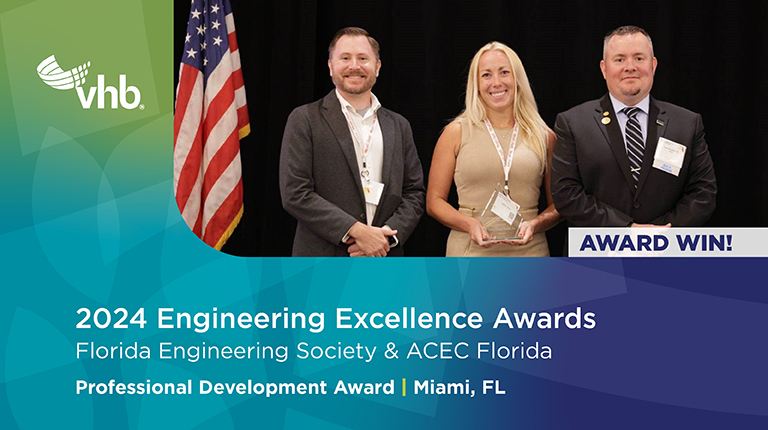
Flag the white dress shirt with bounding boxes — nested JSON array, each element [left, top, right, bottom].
[[336, 91, 398, 249], [335, 90, 384, 225]]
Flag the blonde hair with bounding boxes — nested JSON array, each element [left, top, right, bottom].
[[456, 42, 550, 170]]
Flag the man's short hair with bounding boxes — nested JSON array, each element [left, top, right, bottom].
[[603, 25, 654, 58], [328, 27, 380, 60]]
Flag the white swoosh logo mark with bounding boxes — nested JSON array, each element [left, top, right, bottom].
[[37, 55, 91, 90]]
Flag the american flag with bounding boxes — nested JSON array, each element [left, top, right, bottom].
[[174, 0, 249, 250]]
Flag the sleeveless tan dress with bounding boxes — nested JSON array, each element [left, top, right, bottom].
[[445, 118, 549, 257]]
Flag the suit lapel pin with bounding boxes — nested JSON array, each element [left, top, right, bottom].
[[601, 117, 611, 125], [603, 111, 610, 116], [656, 119, 665, 126]]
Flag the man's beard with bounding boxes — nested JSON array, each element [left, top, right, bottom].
[[333, 73, 376, 95], [621, 85, 642, 97]]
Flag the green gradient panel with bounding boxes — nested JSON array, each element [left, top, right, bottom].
[[2, 0, 161, 156], [1, 1, 174, 426]]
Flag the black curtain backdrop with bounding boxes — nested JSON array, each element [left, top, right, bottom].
[[174, 0, 768, 257]]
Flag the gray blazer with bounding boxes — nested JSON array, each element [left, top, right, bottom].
[[552, 94, 716, 228], [279, 90, 425, 256]]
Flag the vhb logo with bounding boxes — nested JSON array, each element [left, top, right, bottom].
[[36, 55, 143, 110]]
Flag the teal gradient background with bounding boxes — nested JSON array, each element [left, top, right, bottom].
[[1, 1, 767, 429]]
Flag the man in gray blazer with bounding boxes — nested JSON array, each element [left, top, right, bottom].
[[552, 26, 716, 232], [280, 27, 425, 257]]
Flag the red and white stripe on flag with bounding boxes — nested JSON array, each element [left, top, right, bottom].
[[174, 0, 249, 250]]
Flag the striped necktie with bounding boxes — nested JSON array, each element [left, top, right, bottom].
[[623, 106, 644, 187]]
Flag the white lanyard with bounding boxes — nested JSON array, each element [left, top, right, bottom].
[[342, 109, 378, 184], [483, 118, 520, 194]]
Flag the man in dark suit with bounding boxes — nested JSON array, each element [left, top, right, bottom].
[[280, 27, 425, 257], [552, 26, 716, 232]]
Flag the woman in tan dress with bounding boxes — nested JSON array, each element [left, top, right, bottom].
[[427, 42, 561, 256]]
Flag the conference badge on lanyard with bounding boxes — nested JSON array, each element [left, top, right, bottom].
[[479, 120, 523, 241], [344, 110, 384, 206]]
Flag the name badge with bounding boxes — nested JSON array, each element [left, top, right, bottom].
[[363, 180, 384, 205], [490, 192, 521, 225], [652, 137, 686, 176]]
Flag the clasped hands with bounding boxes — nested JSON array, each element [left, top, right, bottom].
[[345, 222, 397, 257]]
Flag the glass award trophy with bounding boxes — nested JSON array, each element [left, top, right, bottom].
[[479, 183, 524, 241]]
